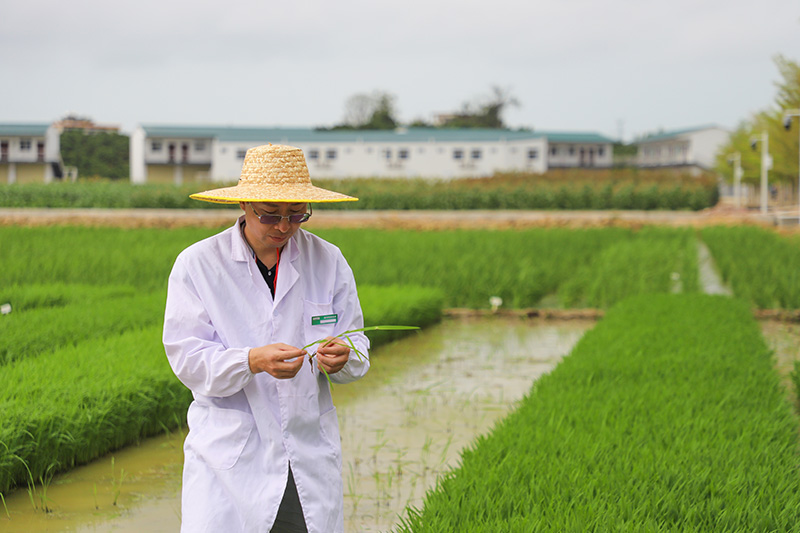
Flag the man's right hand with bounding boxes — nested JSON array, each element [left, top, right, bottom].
[[248, 343, 307, 379]]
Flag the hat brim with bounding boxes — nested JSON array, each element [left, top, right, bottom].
[[190, 184, 358, 204]]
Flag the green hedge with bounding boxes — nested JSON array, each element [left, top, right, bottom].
[[397, 295, 800, 531], [0, 170, 719, 211]]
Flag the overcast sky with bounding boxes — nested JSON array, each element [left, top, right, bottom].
[[1, 0, 798, 141]]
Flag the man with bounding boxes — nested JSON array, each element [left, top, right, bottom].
[[163, 144, 369, 532]]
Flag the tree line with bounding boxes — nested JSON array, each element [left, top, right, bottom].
[[319, 85, 525, 131]]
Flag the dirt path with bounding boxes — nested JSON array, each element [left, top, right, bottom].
[[0, 206, 783, 230]]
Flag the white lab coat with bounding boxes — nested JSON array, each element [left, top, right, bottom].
[[163, 217, 370, 533]]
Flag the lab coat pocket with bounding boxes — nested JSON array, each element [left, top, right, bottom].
[[303, 299, 338, 346], [186, 404, 255, 471], [319, 406, 342, 469]]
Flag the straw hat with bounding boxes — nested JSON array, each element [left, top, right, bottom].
[[190, 144, 357, 204]]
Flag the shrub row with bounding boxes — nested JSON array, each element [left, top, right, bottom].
[[0, 284, 443, 493], [397, 295, 800, 531], [0, 171, 719, 211]]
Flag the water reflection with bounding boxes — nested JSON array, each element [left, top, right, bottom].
[[0, 317, 593, 533], [337, 317, 592, 532]]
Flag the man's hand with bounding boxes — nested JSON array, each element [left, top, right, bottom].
[[248, 343, 307, 379], [316, 337, 350, 375]]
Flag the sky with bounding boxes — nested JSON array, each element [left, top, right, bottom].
[[1, 0, 798, 141]]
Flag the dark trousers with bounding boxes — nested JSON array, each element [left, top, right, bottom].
[[270, 467, 308, 533]]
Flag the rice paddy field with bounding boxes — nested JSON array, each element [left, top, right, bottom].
[[2, 220, 800, 531]]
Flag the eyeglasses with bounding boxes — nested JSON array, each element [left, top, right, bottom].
[[251, 204, 312, 225]]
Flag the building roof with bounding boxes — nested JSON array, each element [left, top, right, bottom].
[[636, 125, 724, 143], [140, 125, 615, 144], [0, 123, 51, 136]]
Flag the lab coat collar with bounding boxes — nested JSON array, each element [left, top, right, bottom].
[[231, 215, 253, 263], [229, 215, 301, 305]]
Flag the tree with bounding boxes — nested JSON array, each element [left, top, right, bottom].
[[439, 86, 521, 129], [331, 90, 399, 130], [715, 55, 800, 185], [60, 130, 130, 180]]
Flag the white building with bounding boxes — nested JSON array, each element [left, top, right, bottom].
[[635, 125, 729, 172], [0, 123, 63, 183], [129, 125, 615, 184]]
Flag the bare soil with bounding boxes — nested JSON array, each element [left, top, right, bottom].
[[0, 204, 787, 231]]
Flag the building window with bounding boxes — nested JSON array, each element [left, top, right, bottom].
[[598, 146, 605, 157], [550, 146, 557, 156], [471, 149, 482, 160], [236, 149, 247, 159], [194, 141, 206, 152], [326, 149, 337, 160], [453, 149, 464, 160], [383, 149, 392, 160], [308, 149, 319, 160], [398, 149, 409, 160], [527, 149, 538, 160], [151, 141, 162, 152], [20, 139, 32, 150], [569, 147, 575, 156]]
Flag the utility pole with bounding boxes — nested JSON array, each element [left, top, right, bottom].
[[750, 132, 771, 214], [784, 110, 800, 220], [728, 152, 742, 208]]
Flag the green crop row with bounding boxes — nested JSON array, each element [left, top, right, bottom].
[[0, 284, 443, 493], [0, 283, 138, 312], [701, 226, 800, 309], [0, 170, 718, 211], [558, 227, 700, 308], [0, 289, 166, 365], [358, 285, 443, 346], [1, 226, 704, 311], [0, 225, 205, 291], [318, 227, 700, 309], [396, 295, 800, 531], [9, 225, 800, 311]]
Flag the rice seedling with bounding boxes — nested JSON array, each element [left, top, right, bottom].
[[303, 325, 420, 384], [0, 491, 8, 519], [110, 457, 127, 506]]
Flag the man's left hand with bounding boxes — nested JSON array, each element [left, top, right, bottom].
[[316, 337, 350, 374]]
